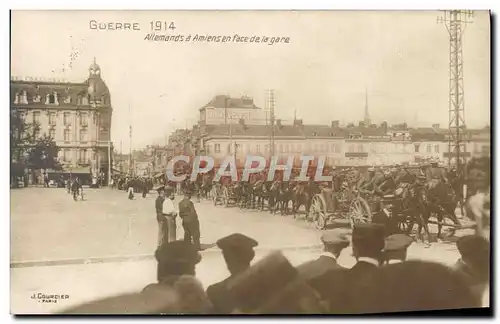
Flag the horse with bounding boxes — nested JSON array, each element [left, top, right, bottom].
[[275, 181, 294, 216], [253, 180, 270, 211], [292, 181, 320, 220]]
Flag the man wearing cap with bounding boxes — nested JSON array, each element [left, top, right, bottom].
[[155, 186, 167, 247], [356, 167, 376, 196], [381, 234, 413, 265], [297, 229, 350, 281], [205, 233, 259, 314], [178, 192, 201, 250], [142, 240, 213, 314]]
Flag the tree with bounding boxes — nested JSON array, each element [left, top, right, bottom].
[[26, 134, 62, 172], [10, 109, 39, 186]]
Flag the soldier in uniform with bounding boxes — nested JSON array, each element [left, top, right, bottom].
[[297, 229, 350, 281], [178, 192, 201, 250], [142, 240, 213, 314], [356, 167, 376, 196], [206, 233, 258, 314], [381, 234, 414, 265]]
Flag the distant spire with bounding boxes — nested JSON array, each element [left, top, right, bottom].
[[294, 109, 297, 121], [363, 87, 371, 126], [93, 56, 96, 65]]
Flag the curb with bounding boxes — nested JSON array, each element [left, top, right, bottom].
[[10, 244, 323, 269]]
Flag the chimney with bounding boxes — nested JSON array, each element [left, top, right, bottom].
[[331, 120, 340, 128], [432, 123, 440, 131]]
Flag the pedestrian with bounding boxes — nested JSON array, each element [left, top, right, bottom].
[[178, 192, 201, 250], [381, 234, 414, 265], [206, 233, 258, 314], [142, 240, 212, 314], [453, 235, 490, 301], [162, 190, 178, 243], [297, 229, 350, 281], [127, 180, 134, 200], [155, 186, 167, 247]]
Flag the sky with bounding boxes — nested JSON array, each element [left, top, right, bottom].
[[11, 10, 490, 151]]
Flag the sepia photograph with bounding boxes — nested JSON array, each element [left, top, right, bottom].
[[9, 9, 491, 315]]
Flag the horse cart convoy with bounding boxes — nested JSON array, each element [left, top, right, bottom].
[[162, 159, 480, 244]]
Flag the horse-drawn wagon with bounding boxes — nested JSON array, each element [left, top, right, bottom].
[[309, 186, 372, 230]]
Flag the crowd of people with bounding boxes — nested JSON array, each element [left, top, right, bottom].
[[60, 156, 489, 314]]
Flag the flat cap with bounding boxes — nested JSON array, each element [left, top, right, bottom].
[[456, 235, 489, 258], [320, 229, 350, 248], [216, 233, 258, 251], [367, 167, 375, 172], [155, 240, 201, 265], [352, 224, 385, 251], [384, 234, 413, 252]]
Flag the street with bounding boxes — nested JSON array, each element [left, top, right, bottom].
[[10, 187, 471, 314]]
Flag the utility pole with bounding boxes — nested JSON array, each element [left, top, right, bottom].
[[120, 140, 123, 173], [129, 102, 133, 176], [267, 89, 276, 158], [437, 10, 473, 174]]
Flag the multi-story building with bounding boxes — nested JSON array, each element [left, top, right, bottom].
[[10, 59, 113, 184]]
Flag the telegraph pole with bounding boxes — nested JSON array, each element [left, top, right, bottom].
[[437, 10, 473, 173], [267, 89, 276, 158], [128, 102, 133, 176]]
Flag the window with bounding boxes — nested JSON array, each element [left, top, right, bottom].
[[49, 129, 56, 139], [63, 112, 71, 126], [63, 149, 71, 162], [80, 129, 88, 142], [426, 145, 431, 153], [214, 144, 220, 153], [49, 112, 57, 125], [414, 143, 420, 153], [48, 94, 56, 104], [77, 95, 83, 105], [79, 150, 87, 163], [14, 93, 20, 104], [256, 144, 261, 153], [80, 113, 88, 126], [434, 145, 440, 153], [32, 111, 40, 124], [348, 144, 355, 153], [21, 91, 28, 104], [64, 129, 71, 142]]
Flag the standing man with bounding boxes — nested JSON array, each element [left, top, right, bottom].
[[297, 229, 350, 281], [162, 190, 178, 243], [178, 192, 201, 250], [155, 186, 167, 247], [206, 233, 258, 314]]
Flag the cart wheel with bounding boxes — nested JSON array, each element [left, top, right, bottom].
[[348, 197, 372, 228], [310, 195, 328, 230]]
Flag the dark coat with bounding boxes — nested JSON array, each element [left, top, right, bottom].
[[206, 277, 237, 314], [155, 196, 165, 221], [296, 255, 344, 282], [178, 198, 199, 223]]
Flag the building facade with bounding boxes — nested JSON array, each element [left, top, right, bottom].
[[10, 59, 113, 183]]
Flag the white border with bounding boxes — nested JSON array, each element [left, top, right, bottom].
[[2, 0, 498, 323]]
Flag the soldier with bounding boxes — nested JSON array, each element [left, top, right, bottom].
[[206, 233, 258, 314], [297, 229, 350, 281], [381, 234, 414, 265], [178, 192, 201, 250], [142, 240, 212, 314], [356, 167, 376, 196]]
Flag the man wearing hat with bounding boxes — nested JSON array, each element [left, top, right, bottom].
[[350, 223, 386, 277], [205, 233, 259, 314], [356, 167, 376, 196], [382, 234, 414, 265], [142, 240, 213, 314], [297, 229, 350, 281], [178, 191, 201, 250]]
